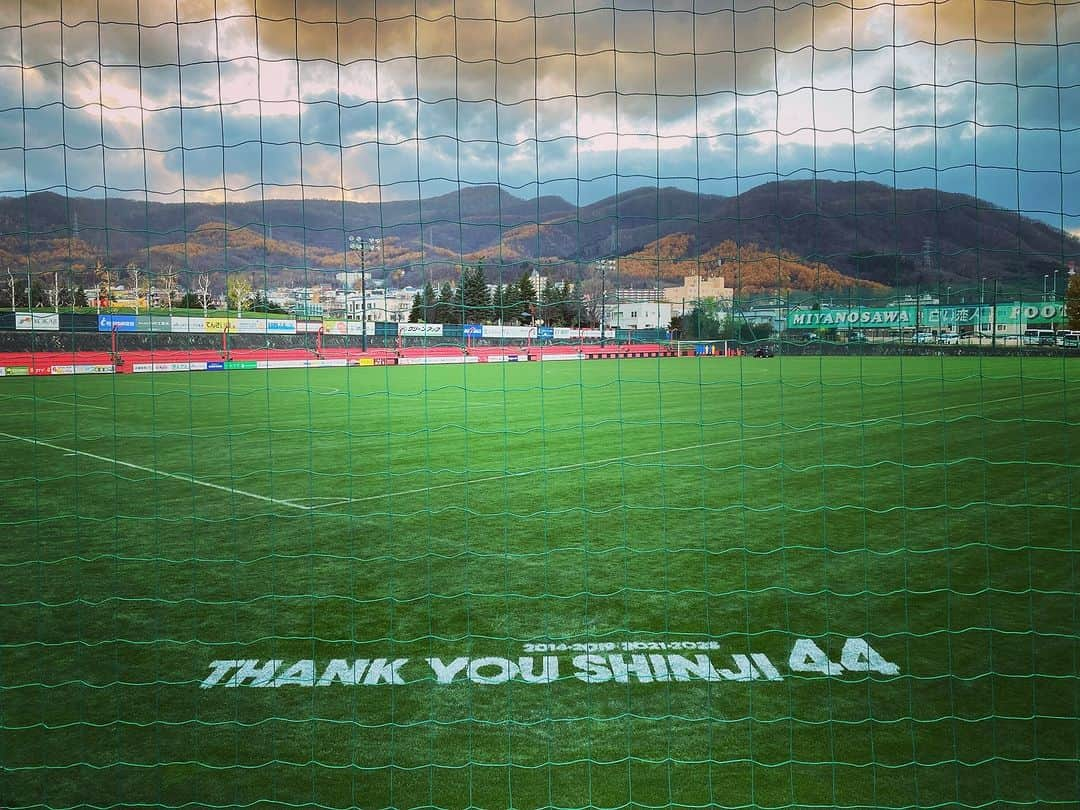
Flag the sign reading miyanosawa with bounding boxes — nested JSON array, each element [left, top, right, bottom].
[[200, 637, 899, 688]]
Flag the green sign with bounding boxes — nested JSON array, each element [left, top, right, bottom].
[[787, 302, 1065, 329], [224, 361, 258, 370]]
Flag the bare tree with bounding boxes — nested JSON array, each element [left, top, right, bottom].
[[127, 262, 147, 315], [6, 268, 14, 311], [159, 265, 178, 314], [49, 271, 60, 313], [195, 273, 212, 317]]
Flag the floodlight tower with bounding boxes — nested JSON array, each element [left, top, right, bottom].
[[596, 258, 615, 346], [348, 235, 381, 351]]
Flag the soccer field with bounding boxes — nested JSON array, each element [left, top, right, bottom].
[[1, 355, 1078, 809]]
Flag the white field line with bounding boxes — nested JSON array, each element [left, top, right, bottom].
[[311, 389, 1071, 510], [1, 395, 110, 411], [0, 431, 313, 511]]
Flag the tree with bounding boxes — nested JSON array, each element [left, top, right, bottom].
[[177, 291, 215, 311], [539, 278, 560, 325], [250, 292, 287, 314], [671, 306, 723, 340], [408, 291, 423, 323], [559, 281, 579, 327], [1067, 271, 1080, 329], [502, 280, 522, 325], [159, 266, 178, 314], [435, 281, 455, 324], [127, 262, 147, 315], [226, 274, 254, 317], [48, 271, 61, 311], [490, 284, 506, 323], [6, 268, 16, 310], [461, 263, 490, 322], [29, 277, 47, 308], [419, 281, 437, 323], [95, 261, 115, 313], [195, 273, 213, 317], [517, 272, 537, 320]]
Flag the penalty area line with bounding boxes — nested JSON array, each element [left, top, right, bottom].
[[0, 431, 313, 511]]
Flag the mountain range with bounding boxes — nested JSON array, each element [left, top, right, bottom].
[[0, 180, 1074, 293]]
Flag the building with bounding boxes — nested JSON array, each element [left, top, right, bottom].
[[662, 274, 734, 309], [600, 291, 674, 331], [344, 287, 416, 322]]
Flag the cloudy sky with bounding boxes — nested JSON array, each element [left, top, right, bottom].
[[3, 0, 1079, 231]]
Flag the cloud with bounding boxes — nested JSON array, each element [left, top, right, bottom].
[[0, 0, 1075, 233]]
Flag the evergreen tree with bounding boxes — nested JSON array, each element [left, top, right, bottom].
[[540, 278, 558, 325], [435, 281, 455, 324], [517, 273, 537, 324], [502, 281, 522, 325], [560, 281, 578, 327], [491, 283, 505, 323], [462, 263, 490, 322], [420, 282, 437, 323]]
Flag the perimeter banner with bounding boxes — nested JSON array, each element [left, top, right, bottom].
[[788, 303, 1066, 329], [15, 312, 59, 331]]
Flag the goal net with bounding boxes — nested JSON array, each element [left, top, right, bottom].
[[0, 3, 1077, 810]]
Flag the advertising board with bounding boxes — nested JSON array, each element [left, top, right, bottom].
[[16, 312, 60, 331]]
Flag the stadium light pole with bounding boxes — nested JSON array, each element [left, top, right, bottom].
[[1043, 274, 1049, 302], [597, 258, 613, 346], [348, 235, 380, 351]]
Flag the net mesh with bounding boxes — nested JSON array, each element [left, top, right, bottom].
[[1, 2, 1078, 809]]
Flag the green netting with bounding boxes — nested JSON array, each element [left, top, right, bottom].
[[1, 2, 1079, 809]]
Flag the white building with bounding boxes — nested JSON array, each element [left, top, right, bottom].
[[344, 287, 416, 322], [600, 294, 674, 331]]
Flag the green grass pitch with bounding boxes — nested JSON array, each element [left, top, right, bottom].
[[1, 355, 1077, 809]]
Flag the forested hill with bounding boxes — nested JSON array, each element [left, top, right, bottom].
[[0, 180, 1073, 290]]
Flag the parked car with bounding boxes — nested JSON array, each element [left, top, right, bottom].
[[937, 332, 959, 344]]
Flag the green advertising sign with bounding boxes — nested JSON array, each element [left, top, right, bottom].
[[787, 302, 1065, 329], [224, 361, 258, 370]]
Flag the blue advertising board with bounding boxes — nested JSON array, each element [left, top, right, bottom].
[[538, 326, 555, 339], [206, 361, 225, 371], [462, 324, 483, 338], [98, 314, 138, 332]]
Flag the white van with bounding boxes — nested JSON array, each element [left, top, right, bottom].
[[1057, 331, 1080, 347]]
